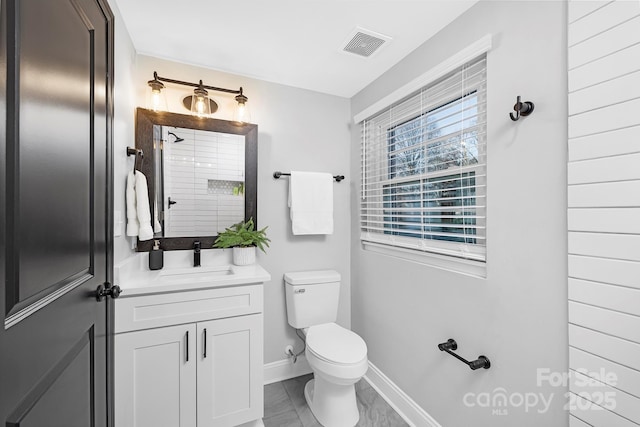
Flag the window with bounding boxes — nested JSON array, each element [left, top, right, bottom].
[[360, 55, 487, 264]]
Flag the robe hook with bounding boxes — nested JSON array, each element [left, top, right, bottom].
[[509, 95, 534, 121]]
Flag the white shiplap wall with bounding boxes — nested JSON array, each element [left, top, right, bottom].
[[568, 1, 640, 426]]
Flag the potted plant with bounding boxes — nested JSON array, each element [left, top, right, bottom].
[[213, 218, 270, 265]]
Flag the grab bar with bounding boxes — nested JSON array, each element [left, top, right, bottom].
[[438, 339, 490, 370]]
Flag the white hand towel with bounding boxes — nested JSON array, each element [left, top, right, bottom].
[[153, 198, 162, 233], [135, 171, 154, 241], [125, 171, 139, 236], [289, 171, 333, 235]]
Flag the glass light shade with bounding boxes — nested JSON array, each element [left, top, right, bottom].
[[191, 86, 211, 118], [234, 100, 251, 123], [146, 84, 167, 112]]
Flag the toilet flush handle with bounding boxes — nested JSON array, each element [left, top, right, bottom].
[[294, 288, 306, 294]]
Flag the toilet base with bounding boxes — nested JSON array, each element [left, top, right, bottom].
[[304, 377, 359, 427]]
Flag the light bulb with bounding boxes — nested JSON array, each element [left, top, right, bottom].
[[191, 83, 211, 118], [234, 89, 251, 123], [151, 90, 162, 111], [237, 104, 247, 121], [146, 74, 167, 111], [234, 102, 251, 123], [196, 97, 205, 115]]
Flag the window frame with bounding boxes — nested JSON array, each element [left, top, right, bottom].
[[358, 51, 489, 276]]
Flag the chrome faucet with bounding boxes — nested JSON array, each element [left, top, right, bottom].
[[194, 241, 201, 267]]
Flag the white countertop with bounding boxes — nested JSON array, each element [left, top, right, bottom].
[[114, 250, 271, 297]]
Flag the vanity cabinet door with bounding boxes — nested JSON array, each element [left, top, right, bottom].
[[197, 314, 263, 427], [115, 324, 197, 427]]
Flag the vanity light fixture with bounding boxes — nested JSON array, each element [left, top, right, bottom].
[[146, 74, 168, 112], [233, 88, 251, 123], [190, 81, 212, 118], [182, 88, 218, 116], [146, 71, 250, 122]]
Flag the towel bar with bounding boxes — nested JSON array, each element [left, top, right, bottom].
[[127, 147, 144, 173], [126, 147, 143, 157], [273, 171, 344, 182], [438, 339, 490, 370]]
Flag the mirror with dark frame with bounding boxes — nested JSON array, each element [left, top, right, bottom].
[[135, 107, 257, 251]]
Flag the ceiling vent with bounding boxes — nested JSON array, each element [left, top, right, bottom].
[[342, 27, 391, 58]]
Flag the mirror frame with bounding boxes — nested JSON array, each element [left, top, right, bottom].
[[134, 107, 258, 251]]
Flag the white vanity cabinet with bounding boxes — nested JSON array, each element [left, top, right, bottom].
[[114, 283, 264, 427], [197, 315, 262, 427], [115, 323, 197, 427]]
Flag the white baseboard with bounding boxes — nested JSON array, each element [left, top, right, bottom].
[[263, 357, 439, 427], [236, 419, 264, 427], [364, 362, 441, 427], [263, 355, 312, 385]]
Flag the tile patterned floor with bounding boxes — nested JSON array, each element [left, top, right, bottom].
[[263, 374, 409, 427]]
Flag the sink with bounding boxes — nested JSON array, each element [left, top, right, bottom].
[[114, 252, 271, 296], [158, 265, 233, 282]]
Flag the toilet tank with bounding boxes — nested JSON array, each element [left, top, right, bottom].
[[284, 270, 341, 329]]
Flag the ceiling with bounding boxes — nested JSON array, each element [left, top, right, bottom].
[[114, 0, 478, 98]]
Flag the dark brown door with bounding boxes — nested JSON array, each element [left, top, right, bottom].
[[0, 0, 113, 425]]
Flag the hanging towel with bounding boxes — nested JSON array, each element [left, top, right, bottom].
[[135, 171, 154, 241], [125, 171, 139, 237], [288, 171, 333, 235], [153, 198, 162, 233], [125, 170, 154, 241]]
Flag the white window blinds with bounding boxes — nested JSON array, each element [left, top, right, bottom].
[[360, 54, 487, 262]]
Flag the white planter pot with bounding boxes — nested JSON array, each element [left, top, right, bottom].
[[233, 246, 256, 266]]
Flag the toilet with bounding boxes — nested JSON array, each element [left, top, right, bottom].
[[284, 270, 368, 427]]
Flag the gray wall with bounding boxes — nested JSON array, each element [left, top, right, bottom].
[[123, 55, 353, 365], [111, 0, 138, 264], [109, 0, 353, 366], [350, 2, 568, 426]]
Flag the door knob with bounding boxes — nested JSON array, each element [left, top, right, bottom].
[[95, 283, 121, 301]]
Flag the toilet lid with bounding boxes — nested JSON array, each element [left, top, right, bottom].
[[306, 323, 367, 365]]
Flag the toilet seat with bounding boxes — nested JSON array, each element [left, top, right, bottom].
[[306, 323, 367, 365]]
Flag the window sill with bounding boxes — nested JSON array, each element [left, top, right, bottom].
[[361, 241, 487, 278]]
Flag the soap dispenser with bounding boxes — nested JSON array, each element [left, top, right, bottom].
[[149, 240, 164, 270]]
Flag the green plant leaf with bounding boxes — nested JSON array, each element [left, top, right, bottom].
[[213, 217, 270, 252]]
